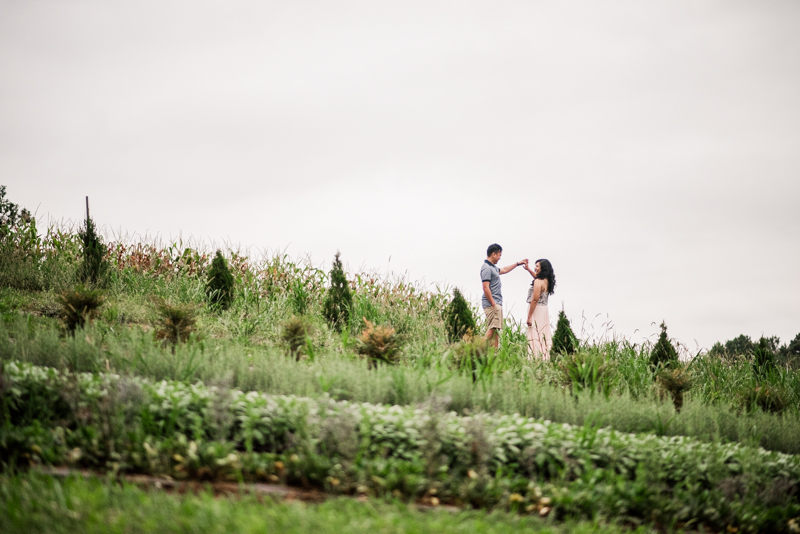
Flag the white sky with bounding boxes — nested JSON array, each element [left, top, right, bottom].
[[2, 0, 799, 350]]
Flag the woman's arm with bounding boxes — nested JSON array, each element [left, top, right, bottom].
[[526, 280, 543, 326], [523, 263, 536, 279]]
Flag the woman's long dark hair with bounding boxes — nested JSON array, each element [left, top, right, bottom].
[[534, 259, 556, 295]]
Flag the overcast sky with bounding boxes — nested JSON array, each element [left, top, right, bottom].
[[2, 0, 799, 350]]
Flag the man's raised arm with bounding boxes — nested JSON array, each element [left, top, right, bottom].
[[499, 259, 528, 275]]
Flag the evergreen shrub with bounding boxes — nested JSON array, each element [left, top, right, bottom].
[[78, 216, 109, 285], [322, 252, 352, 332], [443, 288, 476, 343], [551, 309, 578, 356], [206, 250, 235, 311], [649, 321, 679, 369]]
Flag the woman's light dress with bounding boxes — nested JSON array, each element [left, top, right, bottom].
[[527, 287, 552, 360]]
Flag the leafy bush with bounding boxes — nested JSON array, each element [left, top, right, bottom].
[[78, 216, 109, 286], [206, 250, 235, 311], [356, 320, 402, 366], [656, 366, 693, 412], [649, 321, 679, 369], [322, 252, 352, 332], [551, 310, 577, 356], [443, 288, 476, 343], [281, 316, 315, 361], [153, 298, 197, 346], [56, 286, 105, 333]]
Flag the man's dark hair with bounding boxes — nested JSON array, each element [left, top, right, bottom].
[[486, 244, 502, 257]]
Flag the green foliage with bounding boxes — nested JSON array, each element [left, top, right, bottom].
[[656, 366, 693, 412], [649, 321, 679, 369], [0, 188, 42, 291], [551, 310, 578, 356], [739, 384, 788, 414], [281, 316, 315, 361], [3, 311, 800, 454], [56, 286, 105, 333], [322, 252, 352, 332], [153, 298, 197, 346], [205, 250, 234, 310], [558, 349, 616, 397], [0, 185, 26, 230], [78, 216, 109, 286], [356, 320, 403, 366], [725, 334, 755, 356], [290, 278, 310, 315], [783, 333, 800, 357], [443, 288, 476, 343], [4, 362, 800, 533], [451, 336, 491, 382], [753, 336, 777, 378]]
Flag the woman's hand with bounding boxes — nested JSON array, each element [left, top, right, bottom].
[[526, 320, 532, 327]]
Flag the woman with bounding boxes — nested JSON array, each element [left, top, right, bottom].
[[524, 259, 556, 360]]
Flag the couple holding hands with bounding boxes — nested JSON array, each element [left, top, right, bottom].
[[480, 243, 556, 360]]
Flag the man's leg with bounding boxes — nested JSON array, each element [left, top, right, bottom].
[[485, 327, 499, 348], [483, 305, 502, 348]]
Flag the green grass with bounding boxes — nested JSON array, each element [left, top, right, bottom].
[[0, 473, 652, 534], [2, 313, 800, 455]]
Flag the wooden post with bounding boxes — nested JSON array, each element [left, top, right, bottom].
[[85, 196, 90, 223]]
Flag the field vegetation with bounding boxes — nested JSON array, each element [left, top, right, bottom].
[[1, 191, 799, 532]]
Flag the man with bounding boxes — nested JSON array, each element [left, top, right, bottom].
[[481, 244, 527, 347]]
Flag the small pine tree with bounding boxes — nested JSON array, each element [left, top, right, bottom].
[[206, 250, 235, 310], [443, 288, 476, 343], [649, 321, 679, 369], [322, 251, 352, 332], [78, 216, 109, 285], [551, 309, 578, 355]]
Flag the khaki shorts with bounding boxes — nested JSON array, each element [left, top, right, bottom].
[[484, 305, 503, 331]]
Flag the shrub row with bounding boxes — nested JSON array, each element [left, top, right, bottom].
[[2, 361, 799, 532], [3, 314, 799, 455]]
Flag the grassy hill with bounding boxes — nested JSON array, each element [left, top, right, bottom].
[[1, 218, 800, 532]]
